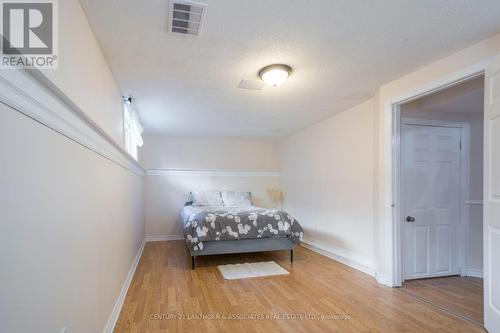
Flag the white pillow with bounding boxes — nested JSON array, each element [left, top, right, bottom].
[[191, 190, 223, 206], [222, 191, 252, 206]]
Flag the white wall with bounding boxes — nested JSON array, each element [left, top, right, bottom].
[[278, 100, 376, 271], [0, 105, 144, 333], [467, 113, 484, 272], [41, 0, 125, 148], [400, 105, 484, 274], [140, 136, 279, 171], [144, 175, 279, 237], [0, 1, 145, 332], [139, 136, 280, 238]]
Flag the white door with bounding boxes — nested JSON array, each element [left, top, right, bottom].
[[484, 57, 500, 333], [402, 123, 461, 280]]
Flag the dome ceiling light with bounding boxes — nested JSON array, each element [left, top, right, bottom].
[[258, 64, 292, 87]]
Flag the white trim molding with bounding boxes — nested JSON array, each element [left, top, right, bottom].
[[301, 240, 376, 278], [402, 118, 469, 129], [103, 240, 145, 333], [0, 69, 145, 176], [145, 235, 184, 242], [375, 273, 393, 286], [465, 269, 484, 278], [147, 168, 280, 178]]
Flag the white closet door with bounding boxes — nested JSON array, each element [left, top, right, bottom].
[[402, 124, 461, 280]]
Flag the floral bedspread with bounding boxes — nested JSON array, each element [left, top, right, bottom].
[[182, 206, 303, 252]]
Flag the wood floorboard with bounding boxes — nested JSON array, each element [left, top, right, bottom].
[[114, 240, 485, 332], [402, 275, 484, 325]]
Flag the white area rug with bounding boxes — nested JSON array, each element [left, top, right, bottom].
[[218, 261, 289, 280]]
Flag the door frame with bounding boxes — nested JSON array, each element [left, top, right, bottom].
[[399, 118, 470, 281], [391, 71, 484, 287]]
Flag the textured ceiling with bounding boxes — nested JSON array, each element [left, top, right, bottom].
[[79, 0, 500, 138]]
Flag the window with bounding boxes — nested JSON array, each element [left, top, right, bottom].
[[123, 99, 143, 160]]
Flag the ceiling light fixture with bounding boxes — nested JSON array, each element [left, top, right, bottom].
[[258, 64, 292, 87]]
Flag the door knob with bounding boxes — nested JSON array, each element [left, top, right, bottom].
[[406, 216, 416, 223]]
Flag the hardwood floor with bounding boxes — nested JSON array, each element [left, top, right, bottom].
[[402, 276, 484, 325], [114, 241, 485, 332]]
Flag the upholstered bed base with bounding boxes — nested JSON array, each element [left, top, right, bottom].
[[189, 237, 296, 269]]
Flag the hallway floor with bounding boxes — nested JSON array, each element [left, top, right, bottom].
[[402, 275, 483, 326]]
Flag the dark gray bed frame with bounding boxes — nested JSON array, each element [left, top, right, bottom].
[[189, 237, 296, 269]]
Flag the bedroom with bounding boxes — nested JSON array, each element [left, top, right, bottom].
[[1, 0, 500, 332]]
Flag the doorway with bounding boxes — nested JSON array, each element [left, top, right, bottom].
[[396, 75, 485, 324]]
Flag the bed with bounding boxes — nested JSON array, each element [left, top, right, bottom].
[[180, 191, 304, 269]]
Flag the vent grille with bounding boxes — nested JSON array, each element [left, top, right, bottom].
[[169, 1, 207, 36]]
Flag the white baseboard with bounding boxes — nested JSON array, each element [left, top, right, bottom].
[[300, 240, 376, 277], [103, 240, 145, 333], [465, 269, 483, 278], [375, 273, 394, 287], [144, 235, 184, 242]]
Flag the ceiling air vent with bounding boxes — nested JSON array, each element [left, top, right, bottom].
[[169, 1, 207, 36]]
